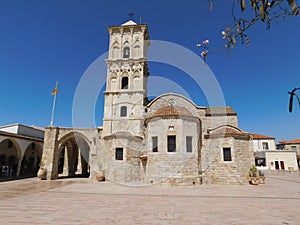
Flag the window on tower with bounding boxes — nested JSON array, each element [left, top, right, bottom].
[[121, 77, 128, 89], [120, 106, 127, 117], [123, 47, 130, 58]]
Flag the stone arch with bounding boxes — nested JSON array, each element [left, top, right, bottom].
[[110, 72, 118, 90], [133, 40, 140, 58], [207, 125, 248, 138], [123, 40, 130, 46], [57, 132, 91, 178], [123, 45, 130, 58], [133, 71, 141, 90], [20, 142, 42, 177], [121, 76, 129, 89], [146, 93, 200, 120], [147, 93, 200, 109], [111, 40, 120, 59], [0, 138, 21, 178], [112, 46, 119, 59]]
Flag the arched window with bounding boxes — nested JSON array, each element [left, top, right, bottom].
[[121, 77, 128, 89], [120, 106, 127, 117], [123, 47, 130, 58], [133, 72, 140, 90], [133, 45, 140, 58], [112, 46, 119, 58], [110, 77, 117, 90]]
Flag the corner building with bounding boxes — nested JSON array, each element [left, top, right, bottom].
[[42, 20, 254, 185]]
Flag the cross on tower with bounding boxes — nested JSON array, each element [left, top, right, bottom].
[[128, 12, 135, 20]]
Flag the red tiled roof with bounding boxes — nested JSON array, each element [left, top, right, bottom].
[[148, 106, 194, 119], [252, 133, 274, 139], [279, 138, 300, 144]]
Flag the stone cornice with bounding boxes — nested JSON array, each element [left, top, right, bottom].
[[105, 58, 147, 64], [104, 90, 146, 95]]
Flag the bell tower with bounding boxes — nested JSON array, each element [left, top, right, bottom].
[[103, 20, 150, 137]]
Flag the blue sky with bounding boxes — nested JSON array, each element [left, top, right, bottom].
[[0, 0, 299, 142]]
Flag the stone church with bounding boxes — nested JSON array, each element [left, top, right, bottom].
[[42, 20, 254, 185]]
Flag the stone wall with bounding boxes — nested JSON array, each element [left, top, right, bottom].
[[42, 101, 252, 185], [202, 136, 254, 184], [95, 134, 143, 184], [144, 153, 200, 185], [144, 117, 201, 185]]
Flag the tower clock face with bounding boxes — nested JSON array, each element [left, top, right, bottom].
[[123, 47, 130, 58]]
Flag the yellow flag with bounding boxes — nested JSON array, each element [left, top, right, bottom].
[[51, 83, 58, 95]]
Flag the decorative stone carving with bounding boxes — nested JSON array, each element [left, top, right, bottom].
[[110, 63, 119, 73]]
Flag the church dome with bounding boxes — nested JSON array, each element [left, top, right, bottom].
[[147, 105, 195, 121]]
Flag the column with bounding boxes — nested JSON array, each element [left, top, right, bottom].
[[77, 150, 82, 174], [62, 147, 68, 176]]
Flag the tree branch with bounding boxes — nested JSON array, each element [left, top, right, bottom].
[[197, 0, 299, 60]]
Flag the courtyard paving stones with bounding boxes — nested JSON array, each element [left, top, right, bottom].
[[0, 171, 299, 224]]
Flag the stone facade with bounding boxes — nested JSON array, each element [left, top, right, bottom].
[[41, 20, 254, 185], [202, 127, 254, 184]]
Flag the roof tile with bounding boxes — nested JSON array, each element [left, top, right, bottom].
[[148, 106, 194, 119]]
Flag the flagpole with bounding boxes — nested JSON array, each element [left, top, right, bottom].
[[50, 81, 58, 126]]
